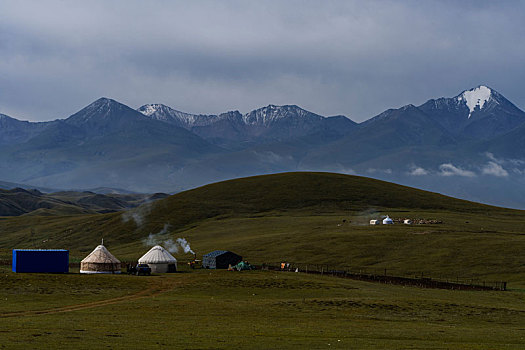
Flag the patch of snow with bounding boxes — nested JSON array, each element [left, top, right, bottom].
[[140, 104, 159, 116], [457, 86, 492, 118], [241, 105, 319, 126], [140, 104, 322, 128], [138, 104, 219, 128]]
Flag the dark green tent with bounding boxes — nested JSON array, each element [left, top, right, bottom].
[[234, 261, 254, 271]]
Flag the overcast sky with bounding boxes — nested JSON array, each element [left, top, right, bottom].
[[1, 0, 525, 122]]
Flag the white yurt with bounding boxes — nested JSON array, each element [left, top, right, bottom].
[[138, 245, 177, 273], [80, 242, 121, 274], [383, 216, 394, 225]]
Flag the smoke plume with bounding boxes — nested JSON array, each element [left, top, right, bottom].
[[162, 239, 179, 254], [122, 201, 153, 226], [141, 223, 194, 254], [176, 238, 195, 254], [143, 223, 171, 246]]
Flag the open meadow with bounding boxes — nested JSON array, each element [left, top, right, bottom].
[[1, 173, 525, 348], [1, 267, 525, 349]]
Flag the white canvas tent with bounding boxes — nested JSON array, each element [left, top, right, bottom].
[[138, 245, 177, 273], [80, 243, 121, 274], [383, 216, 394, 225]]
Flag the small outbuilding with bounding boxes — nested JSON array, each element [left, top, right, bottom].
[[370, 219, 380, 225], [80, 243, 121, 274], [383, 216, 394, 225], [403, 219, 412, 225], [138, 245, 177, 273], [202, 250, 242, 269], [12, 249, 69, 273]]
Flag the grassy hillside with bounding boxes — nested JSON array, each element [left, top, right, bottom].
[[1, 172, 524, 286], [146, 171, 502, 225]]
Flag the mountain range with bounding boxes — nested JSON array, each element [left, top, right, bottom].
[[0, 187, 167, 216], [1, 85, 525, 208]]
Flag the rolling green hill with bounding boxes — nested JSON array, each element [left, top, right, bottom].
[[1, 172, 524, 286]]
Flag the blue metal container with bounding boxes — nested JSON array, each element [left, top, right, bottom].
[[12, 249, 69, 273]]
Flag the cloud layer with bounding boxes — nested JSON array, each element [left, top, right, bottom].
[[482, 161, 509, 177], [1, 1, 525, 122], [438, 164, 476, 177]]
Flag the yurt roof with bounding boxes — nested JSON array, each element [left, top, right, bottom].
[[138, 245, 177, 264], [81, 245, 121, 264]]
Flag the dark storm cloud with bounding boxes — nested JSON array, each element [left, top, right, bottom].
[[1, 0, 525, 122]]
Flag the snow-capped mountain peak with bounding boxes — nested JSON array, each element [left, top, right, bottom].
[[139, 104, 161, 117], [241, 105, 322, 126], [138, 104, 218, 128], [139, 103, 328, 129], [457, 85, 493, 118]]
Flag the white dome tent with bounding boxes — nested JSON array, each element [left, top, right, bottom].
[[383, 216, 394, 225], [80, 242, 121, 274], [138, 245, 177, 273]]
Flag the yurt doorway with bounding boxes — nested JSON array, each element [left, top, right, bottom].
[[168, 264, 177, 272]]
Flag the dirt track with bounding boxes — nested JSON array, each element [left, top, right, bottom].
[[0, 278, 175, 318]]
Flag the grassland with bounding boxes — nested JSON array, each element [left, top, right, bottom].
[[1, 172, 524, 348], [1, 173, 524, 286], [1, 266, 524, 349]]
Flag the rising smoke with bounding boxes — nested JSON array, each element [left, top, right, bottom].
[[351, 208, 381, 225], [122, 201, 153, 226], [143, 223, 170, 246], [142, 223, 194, 254], [176, 238, 195, 254]]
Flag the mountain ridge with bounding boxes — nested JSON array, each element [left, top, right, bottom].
[[138, 103, 357, 148], [418, 85, 525, 140], [1, 85, 525, 208]]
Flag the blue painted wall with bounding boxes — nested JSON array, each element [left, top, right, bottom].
[[12, 249, 69, 273]]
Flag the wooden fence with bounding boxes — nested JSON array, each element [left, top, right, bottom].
[[1, 258, 507, 291], [259, 262, 507, 291]]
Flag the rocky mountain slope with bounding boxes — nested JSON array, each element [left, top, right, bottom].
[[138, 103, 356, 149], [1, 85, 525, 208]]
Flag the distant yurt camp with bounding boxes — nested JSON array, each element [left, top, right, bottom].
[[202, 250, 242, 269], [383, 216, 394, 225], [138, 245, 177, 273], [80, 243, 121, 274]]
